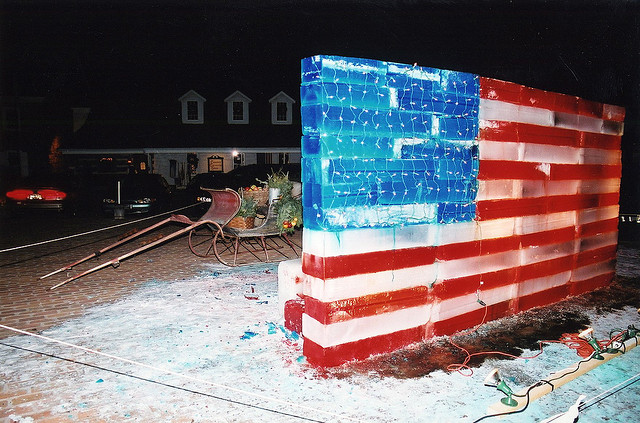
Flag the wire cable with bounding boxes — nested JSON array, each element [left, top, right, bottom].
[[579, 370, 640, 412], [0, 341, 325, 423], [0, 323, 363, 422], [0, 202, 201, 254]]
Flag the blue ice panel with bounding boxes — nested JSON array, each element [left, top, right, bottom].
[[302, 135, 397, 159], [300, 54, 481, 231]]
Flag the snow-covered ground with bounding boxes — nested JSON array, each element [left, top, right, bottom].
[[1, 248, 639, 422]]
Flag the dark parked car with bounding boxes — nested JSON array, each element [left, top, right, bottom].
[[183, 163, 301, 206], [4, 173, 79, 215], [97, 173, 172, 216]]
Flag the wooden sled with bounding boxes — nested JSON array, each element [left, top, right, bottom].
[[42, 188, 241, 289]]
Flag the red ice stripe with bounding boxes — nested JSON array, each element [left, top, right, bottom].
[[569, 271, 614, 296], [303, 325, 426, 367], [578, 217, 619, 238], [435, 236, 521, 261], [302, 246, 437, 280], [480, 121, 623, 151], [582, 132, 622, 150], [603, 104, 625, 122], [431, 268, 518, 299], [478, 160, 549, 180], [480, 77, 614, 120], [480, 77, 580, 115], [478, 120, 519, 143], [437, 226, 576, 262], [516, 284, 571, 313], [575, 244, 618, 268], [477, 193, 619, 220], [518, 124, 581, 147], [550, 164, 622, 180], [519, 254, 576, 281], [304, 286, 431, 325], [431, 299, 514, 337], [476, 197, 547, 220], [479, 161, 621, 182], [479, 121, 581, 148], [479, 77, 522, 103], [520, 226, 576, 248]]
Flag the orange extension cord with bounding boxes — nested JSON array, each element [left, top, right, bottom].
[[446, 303, 628, 376]]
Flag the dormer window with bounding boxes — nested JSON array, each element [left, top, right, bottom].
[[269, 91, 295, 125], [232, 101, 244, 121], [187, 101, 198, 120], [224, 90, 252, 124], [178, 90, 206, 124]]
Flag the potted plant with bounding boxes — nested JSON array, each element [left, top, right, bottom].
[[274, 190, 302, 234], [265, 169, 294, 203], [228, 197, 258, 229]]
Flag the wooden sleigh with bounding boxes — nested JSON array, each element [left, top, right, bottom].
[[41, 188, 300, 289]]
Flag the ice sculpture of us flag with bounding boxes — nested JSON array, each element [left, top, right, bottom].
[[280, 54, 624, 367]]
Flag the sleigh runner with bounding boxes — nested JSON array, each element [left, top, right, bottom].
[[42, 188, 300, 289]]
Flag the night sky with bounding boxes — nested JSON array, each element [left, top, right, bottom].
[[2, 0, 639, 207]]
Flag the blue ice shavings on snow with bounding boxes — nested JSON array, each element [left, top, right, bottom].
[[240, 331, 259, 340], [240, 322, 300, 341], [301, 54, 479, 231]]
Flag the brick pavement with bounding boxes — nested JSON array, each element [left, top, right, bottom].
[[0, 210, 301, 422]]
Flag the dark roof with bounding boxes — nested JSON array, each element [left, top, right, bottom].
[[66, 90, 301, 150]]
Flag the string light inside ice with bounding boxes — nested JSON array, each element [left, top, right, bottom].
[[301, 55, 479, 231]]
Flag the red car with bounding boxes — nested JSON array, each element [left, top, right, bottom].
[[4, 174, 78, 214]]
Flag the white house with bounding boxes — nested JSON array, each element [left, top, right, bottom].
[[62, 89, 301, 187]]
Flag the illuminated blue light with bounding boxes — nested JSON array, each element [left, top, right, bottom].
[[301, 55, 480, 231]]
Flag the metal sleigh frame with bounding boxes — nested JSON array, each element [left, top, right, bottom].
[[41, 188, 300, 290]]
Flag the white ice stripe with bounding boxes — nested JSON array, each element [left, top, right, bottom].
[[476, 179, 521, 201], [304, 205, 618, 261], [570, 259, 616, 282], [302, 224, 439, 257], [479, 140, 621, 165], [479, 99, 619, 135], [477, 178, 619, 201], [302, 234, 611, 303], [578, 232, 618, 253], [302, 303, 433, 348], [578, 178, 621, 194], [304, 219, 517, 258], [432, 284, 516, 322], [577, 205, 619, 225], [582, 148, 622, 165], [518, 271, 573, 297], [479, 99, 554, 127], [478, 139, 521, 161], [436, 250, 521, 281], [302, 264, 438, 303], [519, 241, 577, 266], [433, 270, 573, 323], [517, 212, 577, 235]]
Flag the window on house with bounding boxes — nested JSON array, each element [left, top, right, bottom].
[[232, 101, 244, 121], [186, 101, 199, 121], [257, 153, 274, 165], [278, 153, 290, 164], [276, 102, 288, 122]]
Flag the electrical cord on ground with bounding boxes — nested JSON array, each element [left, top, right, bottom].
[[0, 202, 201, 254], [471, 327, 640, 422], [447, 300, 546, 377], [0, 341, 325, 423]]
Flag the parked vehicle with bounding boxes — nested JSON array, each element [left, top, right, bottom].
[[183, 163, 301, 207], [98, 173, 172, 215], [4, 173, 79, 215]]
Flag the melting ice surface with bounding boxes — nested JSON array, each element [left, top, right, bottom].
[[1, 250, 639, 422]]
